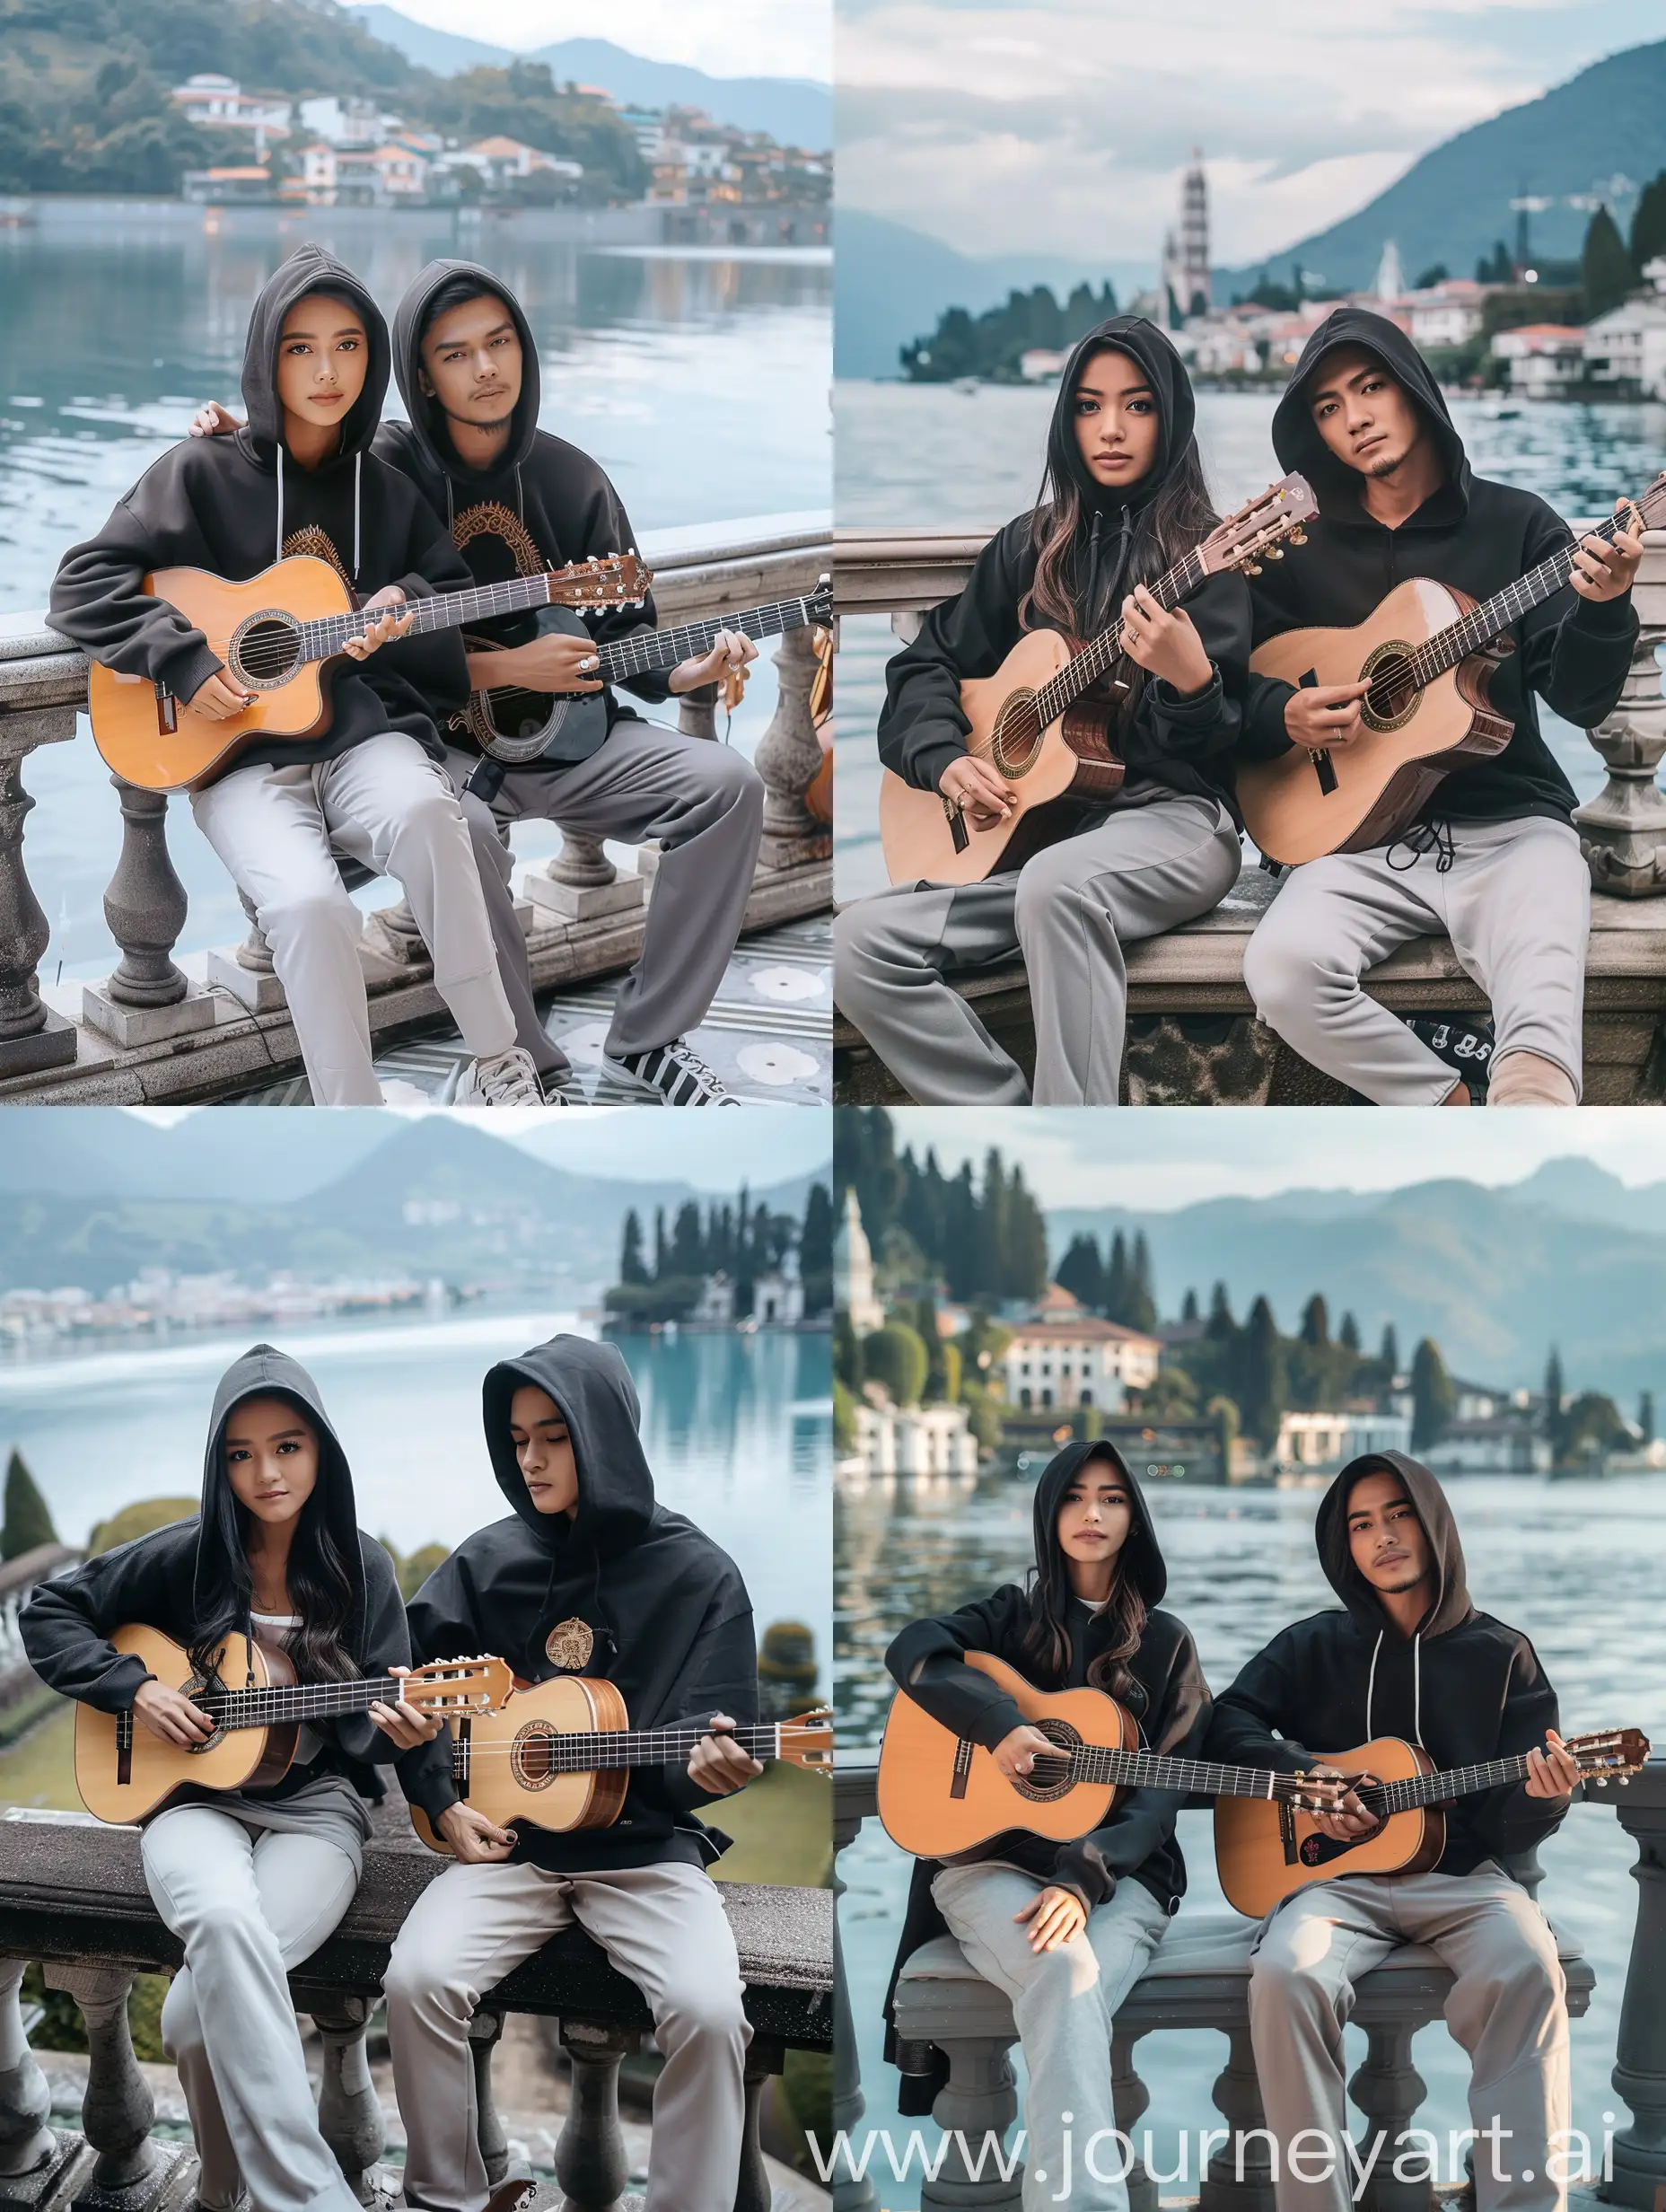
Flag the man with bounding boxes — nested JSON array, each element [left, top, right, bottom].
[[200, 260, 765, 1107], [1238, 307, 1642, 1107], [387, 1333, 760, 2212], [53, 244, 543, 1108], [1206, 1453, 1582, 2212]]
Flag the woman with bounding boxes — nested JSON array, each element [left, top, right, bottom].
[[835, 315, 1249, 1105], [21, 1345, 445, 2212], [883, 1442, 1211, 2210]]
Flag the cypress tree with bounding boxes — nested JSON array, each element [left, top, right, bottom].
[[619, 1209, 647, 1285], [1182, 1288, 1200, 1323], [1583, 206, 1635, 320], [1338, 1311, 1362, 1354], [1005, 1166, 1049, 1300], [1056, 1235, 1105, 1313], [1206, 1281, 1236, 1341], [1106, 1233, 1130, 1324], [1128, 1233, 1157, 1333], [1240, 1296, 1284, 1451], [1545, 1346, 1565, 1414], [2, 1451, 57, 1562], [1411, 1339, 1455, 1451], [1300, 1295, 1329, 1348], [653, 1207, 668, 1281], [916, 1294, 949, 1401], [1380, 1322, 1400, 1374], [1640, 1390, 1655, 1445], [1629, 172, 1666, 276]]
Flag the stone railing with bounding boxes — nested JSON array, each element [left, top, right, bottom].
[[0, 1807, 832, 2211], [0, 521, 831, 1102], [832, 1760, 1666, 2212], [832, 525, 1666, 1105]]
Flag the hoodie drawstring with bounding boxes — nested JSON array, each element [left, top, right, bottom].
[[275, 445, 285, 566], [1363, 1625, 1425, 1745], [1365, 1629, 1381, 1738], [353, 452, 362, 584], [1388, 817, 1455, 874]]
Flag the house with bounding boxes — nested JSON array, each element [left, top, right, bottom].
[[836, 1189, 885, 1336], [751, 1261, 803, 1329], [618, 107, 666, 162], [444, 137, 584, 194], [853, 1393, 978, 1480], [181, 168, 275, 206], [690, 1271, 735, 1326], [1491, 325, 1585, 399], [171, 75, 291, 158], [1000, 1312, 1162, 1412], [1422, 1418, 1553, 1476], [298, 95, 402, 147], [1274, 1409, 1413, 1475], [1583, 299, 1666, 399], [1407, 280, 1487, 350]]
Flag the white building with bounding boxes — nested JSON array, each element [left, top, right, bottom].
[[1407, 280, 1487, 350], [691, 1272, 734, 1326], [302, 142, 433, 206], [1274, 1409, 1413, 1475], [1583, 299, 1666, 399], [1422, 1418, 1552, 1476], [298, 95, 402, 147], [1491, 324, 1585, 398], [171, 75, 292, 157], [443, 138, 583, 192], [1001, 1316, 1162, 1412], [752, 1260, 804, 1328], [854, 1396, 978, 1480], [836, 1189, 885, 1336]]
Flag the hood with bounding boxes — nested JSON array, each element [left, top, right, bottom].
[[391, 259, 540, 487], [1270, 305, 1468, 516], [1314, 1451, 1474, 1639], [481, 1334, 654, 1557], [1031, 1439, 1168, 1609], [236, 243, 390, 467], [194, 1343, 363, 1634]]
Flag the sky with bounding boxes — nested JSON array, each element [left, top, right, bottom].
[[348, 0, 831, 82], [884, 1108, 1666, 1211], [837, 0, 1661, 268]]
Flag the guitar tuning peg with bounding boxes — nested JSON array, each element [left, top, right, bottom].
[[1290, 529, 1308, 545], [1245, 562, 1262, 576], [1266, 547, 1285, 560]]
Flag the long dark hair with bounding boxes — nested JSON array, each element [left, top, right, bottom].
[[189, 1400, 357, 1690], [1020, 1450, 1150, 1710]]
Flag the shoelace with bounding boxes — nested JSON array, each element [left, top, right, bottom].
[[478, 1049, 542, 1103]]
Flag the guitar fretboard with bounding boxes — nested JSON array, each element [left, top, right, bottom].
[[294, 573, 570, 660], [1029, 1742, 1316, 1801], [1355, 1751, 1556, 1816], [598, 595, 824, 685], [1031, 549, 1207, 731], [449, 1721, 791, 1777], [196, 1674, 412, 1728]]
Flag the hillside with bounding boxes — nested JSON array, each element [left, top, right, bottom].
[[1222, 40, 1666, 294]]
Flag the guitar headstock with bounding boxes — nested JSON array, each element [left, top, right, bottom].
[[779, 1707, 834, 1776], [806, 573, 833, 628], [547, 551, 651, 610], [1198, 471, 1320, 581], [1619, 476, 1666, 537], [1566, 1726, 1651, 1783], [403, 1655, 514, 1715]]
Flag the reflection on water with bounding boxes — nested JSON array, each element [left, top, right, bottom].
[[837, 1466, 1666, 2207], [0, 1310, 832, 1666], [833, 381, 1666, 901], [0, 209, 830, 971]]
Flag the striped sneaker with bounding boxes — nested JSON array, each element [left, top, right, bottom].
[[609, 1039, 739, 1106], [453, 1045, 548, 1107]]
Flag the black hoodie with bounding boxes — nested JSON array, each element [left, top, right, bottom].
[[1206, 1451, 1566, 1875], [378, 259, 672, 750], [403, 1333, 758, 1873], [877, 316, 1252, 823], [881, 1443, 1210, 2110], [1239, 307, 1637, 830], [49, 245, 476, 771], [19, 1344, 420, 1809]]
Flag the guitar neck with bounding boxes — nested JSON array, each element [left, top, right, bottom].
[[196, 1673, 408, 1730], [1065, 1743, 1315, 1801], [1355, 1752, 1535, 1816], [598, 597, 818, 686], [449, 1721, 788, 1777], [1037, 549, 1208, 726], [1413, 506, 1637, 689], [298, 573, 570, 662]]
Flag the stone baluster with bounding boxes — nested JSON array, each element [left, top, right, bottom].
[[206, 889, 288, 1011], [554, 2018, 637, 2210], [1348, 2016, 1428, 2212], [84, 777, 215, 1047], [311, 1996, 385, 2204], [678, 684, 720, 743], [41, 1963, 161, 2194], [830, 1793, 879, 2212], [0, 1961, 55, 2179], [735, 2035, 784, 2212], [469, 2008, 514, 2190], [754, 625, 829, 872], [0, 706, 77, 1077], [1574, 535, 1666, 896], [525, 828, 644, 926], [1110, 2026, 1155, 2212], [1602, 1762, 1666, 2208], [1199, 2023, 1276, 2212], [922, 2031, 1021, 2212]]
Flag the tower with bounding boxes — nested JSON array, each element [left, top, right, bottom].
[[836, 1188, 885, 1336], [1374, 238, 1406, 302], [1179, 149, 1211, 316]]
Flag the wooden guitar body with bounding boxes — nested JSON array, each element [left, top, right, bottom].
[[876, 1650, 1136, 1858], [88, 557, 351, 791], [1239, 576, 1513, 866], [409, 1674, 631, 1854], [878, 629, 1123, 887], [75, 1625, 295, 1824], [1214, 1736, 1442, 1918]]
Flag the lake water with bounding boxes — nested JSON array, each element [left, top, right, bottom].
[[0, 1305, 833, 1671], [0, 206, 832, 977], [833, 381, 1666, 902], [836, 1467, 1666, 2207]]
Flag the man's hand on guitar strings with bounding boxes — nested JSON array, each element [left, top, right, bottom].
[[188, 670, 256, 724], [342, 585, 415, 662], [1569, 504, 1644, 604], [495, 631, 604, 693], [939, 754, 1017, 830], [688, 1714, 763, 1796], [1285, 680, 1370, 752], [668, 628, 758, 697], [1524, 1728, 1583, 1799], [1304, 1764, 1383, 1842], [437, 1803, 518, 1864], [369, 1664, 444, 1750], [1015, 1884, 1088, 1954], [132, 1678, 216, 1746]]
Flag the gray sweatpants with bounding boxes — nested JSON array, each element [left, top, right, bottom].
[[191, 732, 517, 1105], [1242, 817, 1589, 1105], [933, 1862, 1171, 2212], [445, 721, 765, 1074], [382, 1856, 750, 2212], [1248, 1867, 1570, 2212], [140, 1802, 363, 2212], [834, 794, 1242, 1103]]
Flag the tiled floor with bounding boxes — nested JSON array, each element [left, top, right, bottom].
[[233, 915, 833, 1106]]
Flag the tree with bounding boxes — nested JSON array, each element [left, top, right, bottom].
[[1106, 1233, 1131, 1324], [863, 1324, 928, 1409], [652, 1207, 669, 1281], [915, 1295, 950, 1402], [1583, 206, 1635, 321], [1339, 1311, 1362, 1355], [1379, 1323, 1400, 1375], [834, 1312, 863, 1392], [800, 1182, 834, 1316], [2, 1451, 57, 1561], [1055, 1234, 1105, 1313], [669, 1200, 705, 1282], [1475, 240, 1513, 284], [1240, 1295, 1284, 1451], [1410, 1339, 1455, 1451], [1630, 172, 1666, 278], [1300, 1295, 1329, 1349], [1640, 1390, 1655, 1445], [1181, 1288, 1200, 1323], [1415, 262, 1450, 289], [619, 1208, 648, 1286], [1206, 1282, 1236, 1341], [1127, 1233, 1157, 1333], [1544, 1346, 1565, 1416]]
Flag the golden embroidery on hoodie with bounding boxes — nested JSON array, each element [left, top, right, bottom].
[[282, 525, 352, 591], [453, 499, 545, 579]]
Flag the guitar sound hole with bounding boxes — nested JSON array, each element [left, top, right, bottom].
[[1013, 1718, 1081, 1803], [990, 690, 1043, 778], [511, 1720, 560, 1791], [180, 1675, 224, 1754], [1359, 645, 1421, 733], [231, 614, 303, 690]]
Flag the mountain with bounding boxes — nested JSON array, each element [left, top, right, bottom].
[[0, 1109, 393, 1204], [1220, 40, 1666, 296], [346, 6, 832, 147], [836, 209, 1153, 381], [1048, 1158, 1666, 1404]]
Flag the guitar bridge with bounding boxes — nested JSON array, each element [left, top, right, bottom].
[[1278, 1795, 1299, 1865], [951, 1736, 973, 1801], [943, 796, 969, 856], [1311, 746, 1337, 795], [154, 685, 178, 735], [116, 1707, 133, 1787], [456, 1716, 472, 1801]]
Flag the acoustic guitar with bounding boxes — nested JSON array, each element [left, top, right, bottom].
[[1238, 476, 1666, 865], [460, 575, 835, 767], [1214, 1725, 1651, 1918], [875, 1652, 1340, 1858], [74, 1625, 513, 1824], [407, 1674, 833, 1853], [876, 473, 1319, 887], [87, 552, 649, 792]]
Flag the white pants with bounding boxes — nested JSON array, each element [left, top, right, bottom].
[[191, 733, 517, 1104], [141, 1804, 362, 2212], [382, 1856, 750, 2212]]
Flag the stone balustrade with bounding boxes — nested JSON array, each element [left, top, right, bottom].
[[0, 1808, 832, 2211], [831, 524, 1666, 1105], [832, 1760, 1666, 2212], [0, 521, 831, 1101]]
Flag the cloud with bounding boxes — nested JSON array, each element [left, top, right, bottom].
[[362, 0, 830, 82]]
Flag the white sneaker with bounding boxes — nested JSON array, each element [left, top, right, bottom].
[[608, 1039, 738, 1105], [378, 1078, 429, 1106], [454, 1045, 547, 1106]]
